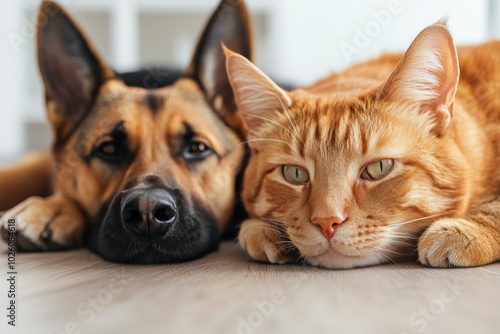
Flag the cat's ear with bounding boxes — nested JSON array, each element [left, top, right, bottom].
[[185, 0, 253, 132], [224, 46, 291, 137], [378, 23, 459, 136], [37, 1, 115, 138]]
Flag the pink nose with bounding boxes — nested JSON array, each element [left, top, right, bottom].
[[312, 216, 345, 240]]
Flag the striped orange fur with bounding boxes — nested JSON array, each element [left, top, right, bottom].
[[224, 23, 500, 268]]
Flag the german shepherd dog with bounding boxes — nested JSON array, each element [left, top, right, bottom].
[[0, 0, 252, 263]]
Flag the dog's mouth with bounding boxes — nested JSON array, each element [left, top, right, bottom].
[[87, 186, 220, 264]]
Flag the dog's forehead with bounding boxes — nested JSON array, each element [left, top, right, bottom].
[[95, 79, 222, 129], [156, 78, 222, 125], [85, 79, 237, 155]]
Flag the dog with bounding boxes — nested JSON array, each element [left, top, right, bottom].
[[0, 0, 252, 263]]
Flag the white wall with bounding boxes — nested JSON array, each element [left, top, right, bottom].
[[0, 0, 494, 163], [262, 0, 489, 85], [0, 0, 25, 161]]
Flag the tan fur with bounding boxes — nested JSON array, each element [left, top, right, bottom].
[[0, 152, 52, 212], [1, 80, 244, 251], [227, 24, 500, 268], [50, 78, 243, 227], [0, 0, 250, 258]]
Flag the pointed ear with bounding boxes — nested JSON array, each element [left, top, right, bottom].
[[37, 1, 115, 137], [378, 23, 459, 136], [185, 0, 253, 131], [224, 47, 291, 138]]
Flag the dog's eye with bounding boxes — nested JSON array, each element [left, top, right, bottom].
[[99, 142, 117, 155], [188, 141, 207, 154], [94, 141, 124, 163], [182, 140, 214, 161]]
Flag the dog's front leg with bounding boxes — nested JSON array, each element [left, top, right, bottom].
[[1, 193, 86, 251]]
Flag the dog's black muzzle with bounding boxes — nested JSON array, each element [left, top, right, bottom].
[[87, 177, 220, 264]]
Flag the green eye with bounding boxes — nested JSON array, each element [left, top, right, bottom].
[[282, 165, 309, 185], [361, 159, 394, 180]]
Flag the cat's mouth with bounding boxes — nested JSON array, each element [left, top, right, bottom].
[[304, 246, 375, 269], [316, 246, 361, 259]]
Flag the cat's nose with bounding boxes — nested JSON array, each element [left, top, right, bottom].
[[312, 216, 345, 240]]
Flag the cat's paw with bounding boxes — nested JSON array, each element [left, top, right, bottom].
[[418, 218, 496, 267], [0, 195, 86, 251], [238, 219, 296, 264]]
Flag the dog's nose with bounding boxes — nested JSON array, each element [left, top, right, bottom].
[[120, 188, 177, 237]]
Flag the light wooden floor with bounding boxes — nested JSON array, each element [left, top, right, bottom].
[[1, 241, 499, 334]]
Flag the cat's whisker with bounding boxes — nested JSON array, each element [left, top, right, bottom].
[[278, 245, 297, 253], [247, 225, 283, 234], [263, 217, 289, 224], [372, 248, 399, 266], [278, 243, 299, 254], [378, 247, 407, 256], [261, 221, 284, 228], [240, 138, 294, 149], [390, 211, 455, 227], [386, 239, 415, 248], [278, 97, 305, 144], [241, 112, 295, 135], [386, 232, 419, 240], [273, 240, 294, 246], [244, 220, 283, 232], [256, 219, 284, 227], [380, 253, 398, 265], [263, 218, 293, 230], [388, 237, 419, 244], [296, 252, 308, 265], [387, 232, 419, 238]]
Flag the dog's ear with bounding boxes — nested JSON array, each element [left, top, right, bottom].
[[37, 1, 115, 138], [186, 0, 253, 134]]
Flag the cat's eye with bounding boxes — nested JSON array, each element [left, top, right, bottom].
[[361, 159, 394, 180], [282, 165, 309, 185]]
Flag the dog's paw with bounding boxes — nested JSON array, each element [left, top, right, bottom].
[[238, 219, 296, 264], [0, 195, 86, 251], [418, 218, 496, 268]]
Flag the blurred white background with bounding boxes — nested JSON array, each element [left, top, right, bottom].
[[0, 0, 498, 163]]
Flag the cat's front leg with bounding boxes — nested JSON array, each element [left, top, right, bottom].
[[418, 197, 500, 267], [0, 193, 86, 251], [238, 218, 298, 264]]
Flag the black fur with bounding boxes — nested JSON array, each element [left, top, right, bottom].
[[87, 184, 220, 264]]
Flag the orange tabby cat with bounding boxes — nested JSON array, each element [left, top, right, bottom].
[[224, 22, 500, 268]]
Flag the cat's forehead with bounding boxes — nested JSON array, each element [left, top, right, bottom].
[[286, 95, 408, 163], [289, 93, 371, 120]]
